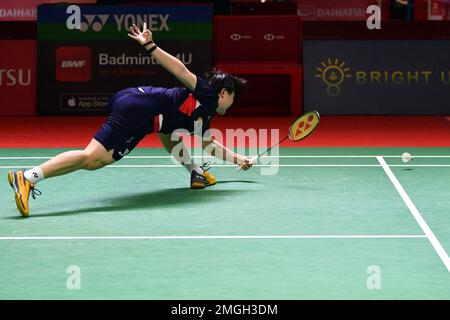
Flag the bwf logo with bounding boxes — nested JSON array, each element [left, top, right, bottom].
[[56, 47, 92, 82], [61, 60, 86, 68]]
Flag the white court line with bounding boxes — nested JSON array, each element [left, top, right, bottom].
[[2, 164, 450, 169], [377, 156, 450, 272], [0, 165, 381, 169], [1, 155, 450, 160], [0, 235, 427, 241], [388, 165, 450, 167]]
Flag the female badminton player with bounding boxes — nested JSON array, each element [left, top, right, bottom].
[[7, 23, 253, 217]]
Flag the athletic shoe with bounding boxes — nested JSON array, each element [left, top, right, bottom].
[[191, 170, 208, 189], [8, 170, 41, 217], [200, 161, 217, 186]]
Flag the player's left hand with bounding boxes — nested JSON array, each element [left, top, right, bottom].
[[127, 22, 153, 45], [238, 156, 255, 171]]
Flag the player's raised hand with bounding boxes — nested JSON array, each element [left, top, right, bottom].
[[127, 22, 153, 45]]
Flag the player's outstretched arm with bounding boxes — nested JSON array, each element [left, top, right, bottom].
[[202, 138, 253, 171], [127, 23, 197, 91]]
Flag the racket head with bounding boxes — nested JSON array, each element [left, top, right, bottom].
[[288, 111, 320, 142]]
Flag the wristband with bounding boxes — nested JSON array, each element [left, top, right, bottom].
[[142, 40, 153, 47], [147, 44, 158, 54]]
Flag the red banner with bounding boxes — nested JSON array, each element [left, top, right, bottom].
[[0, 40, 36, 115], [428, 0, 449, 20], [214, 16, 300, 64], [0, 0, 96, 21], [297, 0, 380, 21]]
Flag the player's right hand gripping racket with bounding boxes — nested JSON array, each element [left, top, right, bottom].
[[237, 110, 320, 171]]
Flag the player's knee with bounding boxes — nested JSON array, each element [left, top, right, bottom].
[[82, 152, 107, 170], [84, 158, 106, 171]]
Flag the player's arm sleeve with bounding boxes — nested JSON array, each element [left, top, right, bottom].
[[191, 76, 218, 106]]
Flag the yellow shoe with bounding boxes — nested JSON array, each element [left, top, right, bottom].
[[200, 161, 216, 187], [8, 171, 41, 217], [190, 170, 207, 189], [203, 170, 216, 186]]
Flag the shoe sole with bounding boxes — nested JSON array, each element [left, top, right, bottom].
[[191, 182, 206, 189], [8, 171, 29, 218]]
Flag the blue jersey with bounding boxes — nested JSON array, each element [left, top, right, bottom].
[[108, 76, 218, 136]]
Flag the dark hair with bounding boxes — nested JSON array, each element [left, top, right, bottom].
[[206, 70, 247, 99]]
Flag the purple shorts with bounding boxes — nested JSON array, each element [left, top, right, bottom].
[[94, 122, 146, 161], [94, 89, 161, 161]]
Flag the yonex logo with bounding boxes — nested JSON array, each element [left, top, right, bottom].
[[292, 115, 316, 140], [66, 6, 170, 33], [118, 148, 130, 157], [80, 14, 109, 32], [73, 14, 169, 33]]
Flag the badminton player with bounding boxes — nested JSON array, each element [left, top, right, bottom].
[[7, 23, 253, 217]]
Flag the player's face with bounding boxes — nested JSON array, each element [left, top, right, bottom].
[[217, 89, 235, 115]]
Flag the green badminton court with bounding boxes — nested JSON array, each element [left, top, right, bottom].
[[0, 147, 449, 299]]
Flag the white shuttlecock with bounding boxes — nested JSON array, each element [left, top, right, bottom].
[[401, 152, 414, 163]]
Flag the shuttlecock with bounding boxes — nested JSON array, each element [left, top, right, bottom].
[[401, 152, 414, 163]]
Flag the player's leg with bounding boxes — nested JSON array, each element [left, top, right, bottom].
[[7, 116, 144, 217], [158, 133, 216, 188], [39, 138, 115, 179], [158, 133, 201, 173], [7, 138, 115, 217], [7, 88, 147, 217]]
